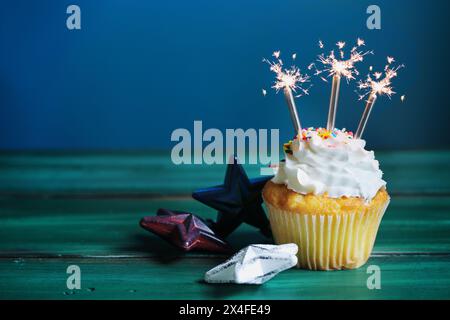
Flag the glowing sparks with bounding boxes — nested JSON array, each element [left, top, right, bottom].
[[264, 50, 307, 133], [357, 57, 404, 100], [401, 95, 406, 102], [264, 51, 311, 96], [336, 41, 346, 50], [312, 38, 372, 82], [262, 89, 267, 96], [318, 40, 324, 49], [292, 53, 297, 60]]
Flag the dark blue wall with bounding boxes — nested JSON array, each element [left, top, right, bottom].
[[1, 0, 449, 150]]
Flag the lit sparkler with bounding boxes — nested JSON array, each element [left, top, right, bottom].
[[313, 39, 372, 131], [264, 51, 310, 135], [354, 58, 404, 138]]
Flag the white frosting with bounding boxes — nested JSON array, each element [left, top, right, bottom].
[[272, 129, 386, 201]]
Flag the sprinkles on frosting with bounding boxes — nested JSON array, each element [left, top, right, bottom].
[[283, 141, 293, 155], [298, 127, 354, 140], [284, 128, 355, 151]]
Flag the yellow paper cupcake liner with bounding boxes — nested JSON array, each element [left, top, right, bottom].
[[264, 200, 389, 270]]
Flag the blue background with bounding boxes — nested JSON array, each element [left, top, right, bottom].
[[0, 0, 448, 150]]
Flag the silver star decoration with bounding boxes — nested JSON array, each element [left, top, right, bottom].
[[204, 244, 298, 285]]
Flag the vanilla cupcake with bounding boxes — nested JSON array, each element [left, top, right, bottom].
[[262, 128, 389, 270]]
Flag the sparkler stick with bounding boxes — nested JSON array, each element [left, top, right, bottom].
[[283, 86, 302, 133], [355, 93, 377, 139], [264, 51, 310, 136], [327, 74, 341, 130]]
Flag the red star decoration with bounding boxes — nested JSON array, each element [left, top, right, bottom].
[[140, 208, 231, 253]]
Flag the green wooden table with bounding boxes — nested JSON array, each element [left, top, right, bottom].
[[1, 150, 450, 299]]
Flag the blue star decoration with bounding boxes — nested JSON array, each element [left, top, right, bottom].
[[140, 208, 231, 253], [192, 157, 273, 238]]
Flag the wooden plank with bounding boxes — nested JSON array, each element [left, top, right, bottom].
[[1, 197, 449, 257], [0, 256, 449, 300], [0, 150, 449, 195], [0, 152, 449, 300]]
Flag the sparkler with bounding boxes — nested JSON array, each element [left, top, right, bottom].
[[313, 39, 372, 131], [264, 51, 310, 135], [354, 57, 404, 139]]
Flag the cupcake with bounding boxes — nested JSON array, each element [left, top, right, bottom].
[[262, 128, 389, 270]]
